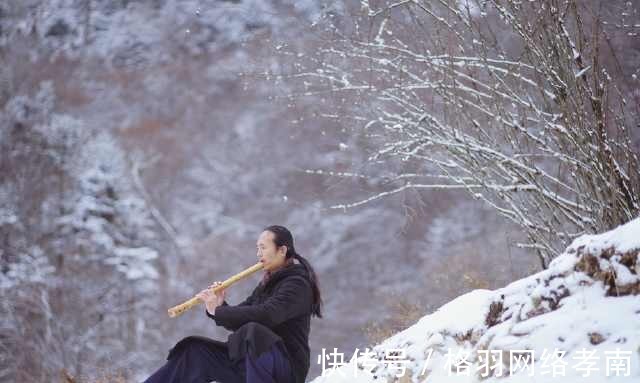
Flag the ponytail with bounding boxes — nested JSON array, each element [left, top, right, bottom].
[[292, 252, 323, 318]]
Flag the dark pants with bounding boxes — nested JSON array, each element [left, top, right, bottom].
[[143, 325, 293, 383]]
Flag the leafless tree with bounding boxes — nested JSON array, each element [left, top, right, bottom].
[[282, 0, 640, 267]]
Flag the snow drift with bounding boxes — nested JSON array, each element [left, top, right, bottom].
[[312, 217, 640, 382]]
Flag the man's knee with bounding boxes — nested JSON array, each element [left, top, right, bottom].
[[177, 335, 207, 348], [228, 321, 283, 364], [237, 321, 270, 333], [168, 336, 211, 359], [237, 321, 280, 340]]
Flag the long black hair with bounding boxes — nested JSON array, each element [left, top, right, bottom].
[[264, 225, 323, 318]]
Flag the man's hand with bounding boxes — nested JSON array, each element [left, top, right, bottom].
[[196, 281, 226, 315]]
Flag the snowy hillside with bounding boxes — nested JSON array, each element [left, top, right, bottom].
[[312, 218, 640, 382]]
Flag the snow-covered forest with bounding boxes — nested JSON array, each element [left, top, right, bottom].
[[0, 0, 638, 382]]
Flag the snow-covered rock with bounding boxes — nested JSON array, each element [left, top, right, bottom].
[[312, 217, 640, 382]]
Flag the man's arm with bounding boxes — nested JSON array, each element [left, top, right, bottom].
[[211, 277, 312, 330], [205, 286, 259, 331]]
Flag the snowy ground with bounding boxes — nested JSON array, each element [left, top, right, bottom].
[[311, 218, 640, 382]]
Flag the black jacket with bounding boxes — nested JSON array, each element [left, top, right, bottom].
[[207, 263, 313, 383]]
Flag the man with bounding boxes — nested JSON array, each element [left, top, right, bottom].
[[143, 225, 323, 383]]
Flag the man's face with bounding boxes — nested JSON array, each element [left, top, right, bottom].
[[256, 230, 286, 271]]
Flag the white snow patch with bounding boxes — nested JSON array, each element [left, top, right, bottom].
[[312, 218, 640, 382]]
